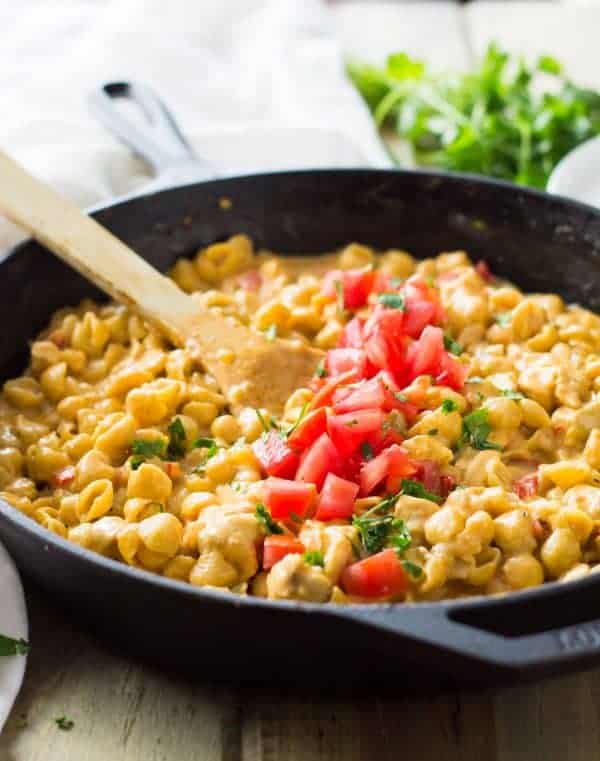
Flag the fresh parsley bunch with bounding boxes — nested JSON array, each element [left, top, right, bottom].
[[347, 44, 600, 188]]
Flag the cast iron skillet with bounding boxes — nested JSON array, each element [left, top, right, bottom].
[[2, 84, 600, 685]]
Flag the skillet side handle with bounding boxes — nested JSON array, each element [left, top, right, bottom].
[[88, 81, 215, 181], [329, 604, 600, 676]]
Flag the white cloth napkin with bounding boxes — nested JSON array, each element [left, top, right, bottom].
[[0, 0, 387, 726], [0, 0, 389, 254]]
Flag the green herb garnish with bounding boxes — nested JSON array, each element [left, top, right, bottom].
[[378, 292, 406, 310], [401, 560, 423, 578], [360, 441, 375, 461], [443, 334, 463, 356], [192, 437, 218, 459], [131, 439, 166, 458], [130, 438, 167, 469], [289, 512, 303, 524], [441, 399, 458, 414], [55, 715, 74, 731], [347, 44, 600, 189], [303, 551, 325, 567], [400, 478, 442, 504], [0, 634, 29, 656], [427, 428, 439, 436], [264, 324, 277, 342], [255, 409, 271, 434], [501, 389, 524, 400], [460, 408, 502, 451], [166, 417, 186, 459], [394, 392, 408, 403], [255, 503, 283, 535], [315, 359, 328, 378], [285, 402, 309, 438], [352, 495, 411, 556], [495, 312, 513, 327]]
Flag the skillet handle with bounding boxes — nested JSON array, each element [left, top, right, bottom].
[[331, 603, 600, 675], [88, 82, 215, 181]]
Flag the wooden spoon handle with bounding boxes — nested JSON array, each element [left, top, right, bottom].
[[0, 149, 197, 346]]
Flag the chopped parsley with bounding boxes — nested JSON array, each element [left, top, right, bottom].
[[394, 392, 408, 403], [130, 438, 167, 469], [334, 280, 346, 316], [401, 560, 423, 578], [303, 551, 325, 567], [255, 503, 283, 535], [460, 408, 502, 451], [289, 512, 303, 524], [360, 441, 375, 461], [501, 389, 524, 400], [441, 399, 458, 414], [352, 495, 413, 557], [192, 437, 218, 459], [378, 292, 406, 310], [443, 334, 463, 356], [400, 478, 442, 504], [0, 634, 29, 656], [255, 409, 271, 434], [264, 324, 277, 342], [55, 715, 74, 731], [285, 402, 309, 438], [427, 428, 439, 436], [315, 359, 328, 378], [166, 417, 186, 459], [495, 311, 513, 327]]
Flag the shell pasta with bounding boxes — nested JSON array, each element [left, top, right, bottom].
[[2, 235, 600, 603]]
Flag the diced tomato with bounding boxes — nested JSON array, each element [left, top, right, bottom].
[[287, 408, 327, 451], [315, 473, 359, 521], [309, 369, 359, 410], [341, 549, 408, 598], [296, 433, 343, 490], [333, 377, 386, 413], [164, 461, 182, 480], [385, 445, 418, 492], [435, 351, 466, 391], [327, 409, 385, 456], [338, 317, 365, 349], [322, 268, 375, 309], [263, 477, 316, 520], [413, 460, 441, 495], [262, 535, 305, 570], [252, 432, 300, 479], [326, 348, 367, 378], [475, 259, 493, 282], [408, 325, 444, 378], [51, 465, 75, 488], [237, 269, 263, 291], [514, 472, 539, 500], [402, 275, 445, 338], [372, 271, 401, 293], [363, 306, 407, 374], [402, 299, 437, 340], [359, 443, 415, 495], [439, 474, 457, 499]]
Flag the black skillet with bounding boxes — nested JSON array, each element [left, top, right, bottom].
[[2, 83, 600, 685]]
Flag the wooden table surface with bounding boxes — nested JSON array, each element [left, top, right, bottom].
[[5, 2, 600, 759]]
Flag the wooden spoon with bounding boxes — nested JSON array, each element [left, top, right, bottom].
[[0, 150, 323, 413]]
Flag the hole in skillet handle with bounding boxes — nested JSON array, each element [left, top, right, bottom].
[[326, 596, 600, 683]]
